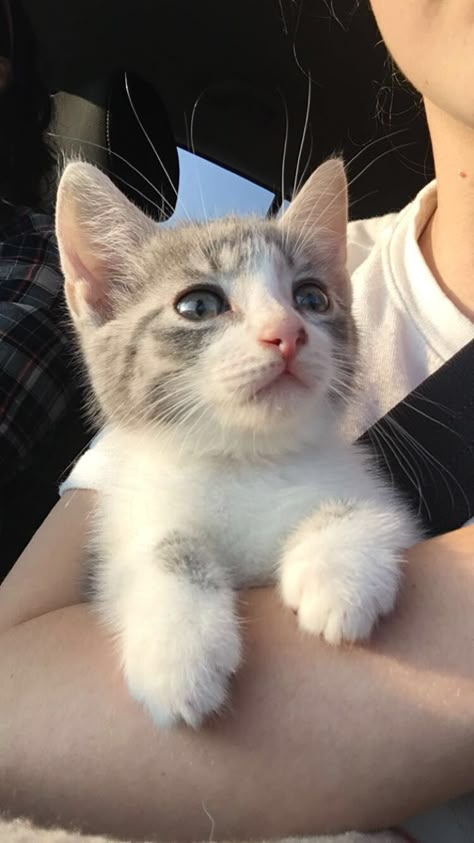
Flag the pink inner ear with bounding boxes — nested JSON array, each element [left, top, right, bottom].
[[60, 238, 112, 318], [56, 187, 112, 315], [279, 160, 348, 268]]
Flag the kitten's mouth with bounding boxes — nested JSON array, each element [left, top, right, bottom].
[[251, 368, 307, 401]]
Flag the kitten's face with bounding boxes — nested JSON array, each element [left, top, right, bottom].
[[56, 160, 355, 457]]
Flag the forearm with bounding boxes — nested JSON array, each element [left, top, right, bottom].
[[1, 528, 473, 840], [0, 491, 92, 630]]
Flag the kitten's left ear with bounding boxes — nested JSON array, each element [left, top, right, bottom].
[[56, 161, 157, 324], [280, 158, 348, 268]]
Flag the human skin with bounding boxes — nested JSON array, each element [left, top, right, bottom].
[[370, 0, 474, 320], [369, 0, 474, 130]]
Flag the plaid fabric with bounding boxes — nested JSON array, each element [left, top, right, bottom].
[[0, 205, 77, 487]]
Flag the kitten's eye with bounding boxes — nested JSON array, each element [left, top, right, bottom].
[[175, 289, 228, 321], [293, 282, 330, 314]]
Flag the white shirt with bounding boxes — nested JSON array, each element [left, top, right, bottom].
[[345, 180, 473, 439], [62, 183, 474, 840]]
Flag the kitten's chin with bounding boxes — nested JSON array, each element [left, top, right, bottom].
[[134, 393, 336, 460], [205, 387, 335, 458], [223, 404, 333, 458]]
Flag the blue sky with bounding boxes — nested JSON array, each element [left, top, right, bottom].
[[169, 149, 274, 223]]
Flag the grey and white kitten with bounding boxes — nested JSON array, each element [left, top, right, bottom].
[[56, 159, 419, 730]]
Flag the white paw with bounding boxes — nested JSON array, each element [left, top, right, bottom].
[[121, 583, 241, 728], [280, 520, 402, 645]]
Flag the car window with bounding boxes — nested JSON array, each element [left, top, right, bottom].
[[166, 148, 275, 224]]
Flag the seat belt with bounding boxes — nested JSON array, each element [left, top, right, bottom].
[[358, 338, 474, 537]]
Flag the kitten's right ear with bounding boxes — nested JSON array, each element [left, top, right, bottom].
[[56, 162, 156, 324]]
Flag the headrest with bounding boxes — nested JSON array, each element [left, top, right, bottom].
[[52, 71, 179, 220]]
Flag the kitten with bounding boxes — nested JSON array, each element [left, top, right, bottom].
[[56, 158, 419, 729]]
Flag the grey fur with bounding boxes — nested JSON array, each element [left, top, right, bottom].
[[154, 324, 217, 362], [144, 373, 188, 424], [194, 222, 293, 275], [325, 313, 352, 345], [318, 306, 357, 407], [120, 306, 164, 390], [157, 531, 225, 590], [79, 547, 99, 603], [142, 218, 300, 284]]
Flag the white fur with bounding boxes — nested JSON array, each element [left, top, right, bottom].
[[120, 572, 240, 728], [90, 427, 418, 727]]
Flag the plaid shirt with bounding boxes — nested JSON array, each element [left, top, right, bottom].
[[0, 206, 77, 487]]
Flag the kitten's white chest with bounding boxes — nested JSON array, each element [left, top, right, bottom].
[[101, 430, 367, 587], [182, 460, 314, 584]]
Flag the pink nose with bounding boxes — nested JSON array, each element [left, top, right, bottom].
[[259, 322, 307, 362]]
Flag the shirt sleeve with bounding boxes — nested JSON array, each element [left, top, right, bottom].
[[59, 430, 115, 495], [0, 230, 76, 488]]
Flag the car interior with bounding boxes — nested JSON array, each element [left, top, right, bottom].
[[2, 0, 436, 578]]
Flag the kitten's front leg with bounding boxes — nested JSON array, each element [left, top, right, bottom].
[[117, 531, 241, 728], [280, 499, 418, 644]]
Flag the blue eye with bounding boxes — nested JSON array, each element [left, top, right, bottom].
[[294, 281, 330, 314], [175, 289, 228, 321]]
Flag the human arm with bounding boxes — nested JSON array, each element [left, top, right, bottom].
[[0, 491, 473, 840]]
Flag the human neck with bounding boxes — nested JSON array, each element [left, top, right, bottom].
[[418, 99, 474, 322]]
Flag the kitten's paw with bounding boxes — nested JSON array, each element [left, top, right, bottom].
[[280, 515, 403, 644], [122, 584, 241, 729]]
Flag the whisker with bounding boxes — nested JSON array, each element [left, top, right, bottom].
[[290, 137, 415, 261], [49, 131, 175, 216], [189, 93, 211, 228], [365, 424, 396, 488], [403, 395, 462, 431], [99, 167, 173, 220], [318, 140, 415, 229], [123, 72, 190, 222], [292, 70, 312, 201], [386, 416, 470, 513], [277, 87, 290, 223], [294, 128, 314, 199], [369, 420, 430, 518], [409, 389, 459, 417]]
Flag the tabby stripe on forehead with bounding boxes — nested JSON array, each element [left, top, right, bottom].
[[120, 306, 164, 390], [197, 227, 291, 275]]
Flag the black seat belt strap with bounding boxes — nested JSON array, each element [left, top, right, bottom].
[[358, 338, 474, 537]]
